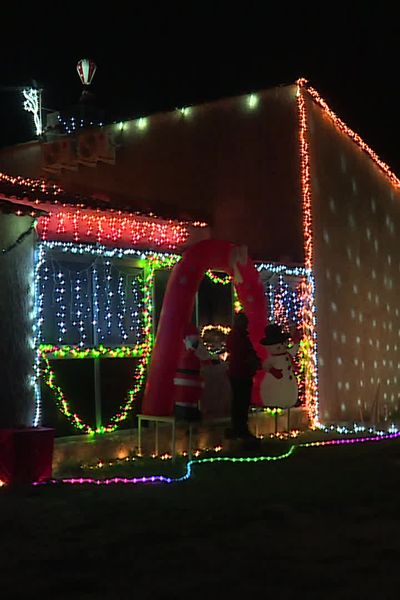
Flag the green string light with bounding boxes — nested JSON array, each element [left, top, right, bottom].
[[205, 270, 232, 285], [191, 445, 296, 464], [40, 252, 181, 434]]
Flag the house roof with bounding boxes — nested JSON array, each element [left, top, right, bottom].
[[0, 170, 209, 251], [0, 170, 207, 227], [0, 170, 110, 210]]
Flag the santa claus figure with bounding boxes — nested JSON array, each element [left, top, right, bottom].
[[173, 324, 213, 421], [258, 323, 301, 409]]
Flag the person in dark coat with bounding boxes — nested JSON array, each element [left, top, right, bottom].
[[225, 311, 260, 439]]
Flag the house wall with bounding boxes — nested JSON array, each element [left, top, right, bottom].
[[0, 86, 304, 263], [0, 214, 36, 426], [308, 96, 400, 424]]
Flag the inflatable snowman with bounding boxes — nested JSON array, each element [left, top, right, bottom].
[[259, 323, 300, 409]]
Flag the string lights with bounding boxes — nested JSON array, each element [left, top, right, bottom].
[[7, 80, 400, 454], [35, 238, 315, 433], [27, 429, 400, 488], [299, 431, 400, 448], [0, 172, 208, 239], [296, 79, 319, 426], [39, 344, 145, 360], [37, 209, 192, 250], [22, 88, 43, 136], [201, 324, 231, 336], [56, 114, 103, 135], [35, 445, 297, 486], [37, 243, 181, 434], [256, 263, 309, 277], [205, 271, 231, 285]]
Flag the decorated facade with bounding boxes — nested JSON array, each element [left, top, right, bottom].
[[0, 77, 399, 454]]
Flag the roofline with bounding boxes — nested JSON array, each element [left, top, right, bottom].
[[2, 78, 399, 191], [297, 78, 400, 189], [0, 81, 298, 154]]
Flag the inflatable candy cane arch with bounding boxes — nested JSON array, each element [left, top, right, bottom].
[[142, 240, 268, 416]]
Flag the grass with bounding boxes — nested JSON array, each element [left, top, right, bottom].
[[1, 436, 400, 599]]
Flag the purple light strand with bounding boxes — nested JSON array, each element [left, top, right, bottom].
[[30, 431, 400, 487], [300, 431, 400, 448]]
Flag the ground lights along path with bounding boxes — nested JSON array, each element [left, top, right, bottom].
[[22, 430, 399, 488]]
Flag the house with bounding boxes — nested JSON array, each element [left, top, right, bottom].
[[0, 78, 398, 456]]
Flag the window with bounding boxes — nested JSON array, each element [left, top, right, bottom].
[[38, 250, 145, 435], [39, 252, 143, 347]]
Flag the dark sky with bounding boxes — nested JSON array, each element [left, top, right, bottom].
[[1, 4, 400, 171]]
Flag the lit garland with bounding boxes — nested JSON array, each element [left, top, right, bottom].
[[39, 318, 151, 434], [39, 344, 145, 359], [201, 324, 231, 336], [256, 263, 309, 277], [296, 79, 319, 427], [232, 285, 243, 313], [205, 270, 231, 285]]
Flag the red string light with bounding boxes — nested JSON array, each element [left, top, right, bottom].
[[296, 79, 319, 427], [37, 209, 192, 250]]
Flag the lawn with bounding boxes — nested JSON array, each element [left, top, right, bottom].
[[1, 436, 400, 599]]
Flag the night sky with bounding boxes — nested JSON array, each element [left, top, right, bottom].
[[1, 5, 400, 171]]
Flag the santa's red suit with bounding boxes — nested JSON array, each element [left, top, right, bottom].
[[173, 324, 212, 421]]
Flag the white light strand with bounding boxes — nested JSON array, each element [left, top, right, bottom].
[[22, 88, 43, 136], [33, 244, 46, 426]]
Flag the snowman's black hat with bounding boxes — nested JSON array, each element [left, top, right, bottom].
[[260, 323, 289, 346]]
